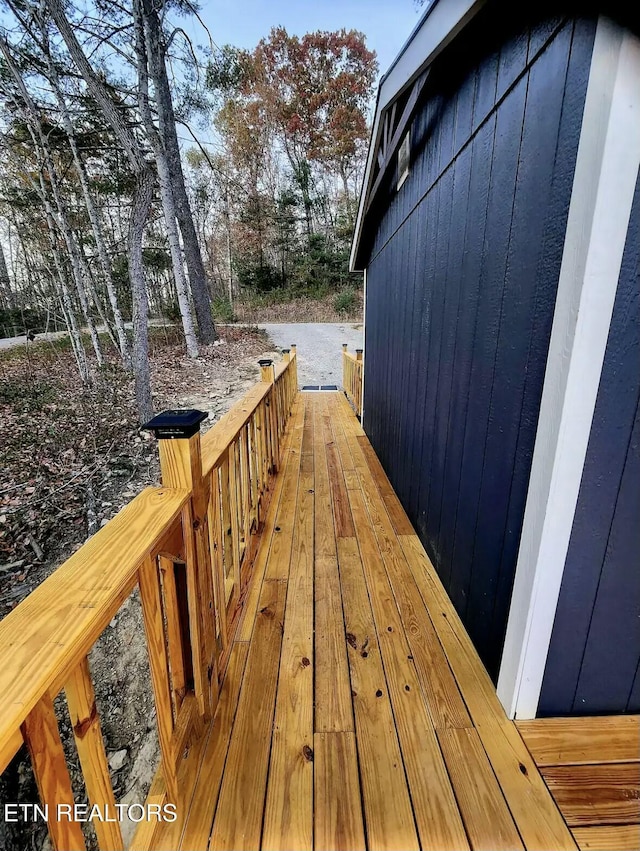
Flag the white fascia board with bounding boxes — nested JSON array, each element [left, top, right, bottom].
[[349, 0, 486, 271], [497, 19, 640, 720]]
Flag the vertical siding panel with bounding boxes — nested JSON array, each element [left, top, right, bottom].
[[429, 144, 473, 586], [466, 25, 574, 676], [408, 191, 438, 528], [446, 116, 496, 614], [450, 75, 527, 624], [490, 19, 595, 672], [573, 404, 640, 712]]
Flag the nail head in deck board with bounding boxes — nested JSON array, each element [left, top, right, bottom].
[[437, 726, 524, 850], [572, 824, 640, 851], [178, 643, 249, 851], [208, 580, 287, 851], [21, 694, 86, 851], [346, 486, 469, 850], [397, 533, 577, 850], [541, 763, 640, 828], [314, 732, 366, 851], [516, 716, 640, 766], [337, 536, 420, 851]]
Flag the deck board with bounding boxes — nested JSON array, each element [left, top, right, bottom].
[[169, 391, 588, 851]]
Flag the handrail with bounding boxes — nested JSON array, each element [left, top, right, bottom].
[[342, 344, 364, 418], [0, 348, 298, 851]]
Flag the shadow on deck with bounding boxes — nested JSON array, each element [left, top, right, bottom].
[[148, 390, 578, 851]]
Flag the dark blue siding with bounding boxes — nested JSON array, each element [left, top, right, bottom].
[[362, 10, 595, 679], [539, 175, 640, 716]]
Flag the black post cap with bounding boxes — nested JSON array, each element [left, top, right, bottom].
[[282, 348, 290, 354], [142, 409, 208, 439], [356, 348, 363, 353], [258, 359, 273, 367]]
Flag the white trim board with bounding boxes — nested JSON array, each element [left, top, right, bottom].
[[497, 18, 640, 720]]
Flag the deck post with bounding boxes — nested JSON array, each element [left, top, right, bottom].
[[282, 348, 290, 363], [291, 344, 298, 388], [356, 348, 363, 361], [143, 409, 218, 721]]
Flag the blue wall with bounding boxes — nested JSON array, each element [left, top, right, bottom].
[[362, 8, 595, 679]]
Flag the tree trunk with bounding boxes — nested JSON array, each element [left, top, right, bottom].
[[45, 45, 131, 368], [142, 0, 217, 344], [134, 0, 198, 359], [0, 237, 14, 310], [130, 171, 155, 423]]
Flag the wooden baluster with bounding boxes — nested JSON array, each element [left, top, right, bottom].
[[65, 658, 124, 851], [259, 359, 277, 475], [291, 343, 298, 390], [240, 425, 252, 562], [208, 467, 228, 649], [22, 694, 86, 851], [248, 414, 259, 531], [228, 440, 242, 583], [219, 453, 235, 606], [158, 555, 187, 714], [138, 555, 179, 803]]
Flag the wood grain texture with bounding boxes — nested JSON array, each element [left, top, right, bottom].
[[0, 726, 22, 775], [65, 657, 123, 851], [314, 732, 365, 851], [542, 763, 640, 827], [398, 532, 577, 850], [344, 485, 468, 850], [139, 555, 179, 803], [438, 727, 524, 850], [209, 580, 286, 851], [517, 716, 640, 766], [572, 824, 640, 850], [262, 400, 314, 851], [179, 643, 249, 851], [200, 382, 271, 476], [237, 398, 304, 640], [337, 536, 420, 851], [0, 487, 188, 755], [21, 694, 85, 851]]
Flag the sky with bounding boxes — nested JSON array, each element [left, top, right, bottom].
[[192, 0, 423, 84]]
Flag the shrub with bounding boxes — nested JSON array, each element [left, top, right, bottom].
[[212, 297, 236, 322], [334, 287, 356, 315]]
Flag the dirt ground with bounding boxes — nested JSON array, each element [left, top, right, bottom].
[[0, 324, 280, 851]]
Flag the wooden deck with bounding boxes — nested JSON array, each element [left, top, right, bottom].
[[148, 390, 583, 851], [517, 716, 640, 851]]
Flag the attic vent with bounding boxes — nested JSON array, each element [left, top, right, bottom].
[[397, 129, 410, 190]]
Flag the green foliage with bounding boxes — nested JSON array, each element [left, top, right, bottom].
[[333, 287, 356, 315], [212, 297, 236, 322], [0, 307, 50, 338]]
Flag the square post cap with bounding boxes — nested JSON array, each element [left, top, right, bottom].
[[142, 409, 208, 439], [281, 348, 290, 354], [258, 359, 273, 367]]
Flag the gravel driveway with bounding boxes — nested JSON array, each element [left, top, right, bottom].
[[0, 321, 365, 388], [258, 322, 363, 387]]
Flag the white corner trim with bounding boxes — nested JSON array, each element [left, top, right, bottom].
[[497, 18, 640, 720], [361, 267, 367, 423]]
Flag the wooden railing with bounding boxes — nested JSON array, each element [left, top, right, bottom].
[[0, 348, 298, 851], [342, 343, 363, 418]]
